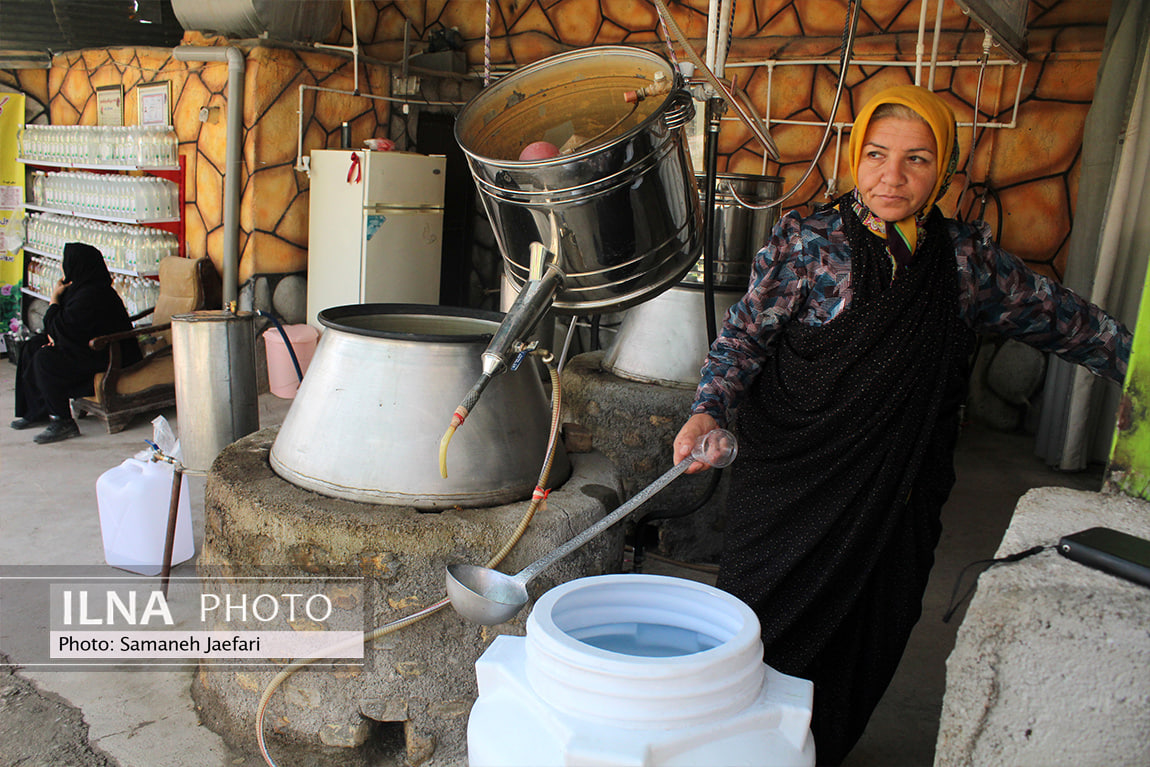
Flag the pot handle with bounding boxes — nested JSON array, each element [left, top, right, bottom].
[[663, 89, 695, 131]]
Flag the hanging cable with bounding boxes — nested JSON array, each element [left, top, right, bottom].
[[955, 31, 994, 204], [483, 0, 492, 86]]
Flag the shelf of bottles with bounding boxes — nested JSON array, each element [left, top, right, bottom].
[[20, 124, 178, 169], [24, 256, 158, 323], [17, 124, 188, 325], [24, 170, 180, 224], [26, 213, 178, 276]]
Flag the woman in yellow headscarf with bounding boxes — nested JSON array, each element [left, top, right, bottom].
[[673, 85, 1130, 765]]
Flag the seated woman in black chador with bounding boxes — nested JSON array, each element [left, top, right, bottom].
[[12, 242, 142, 444]]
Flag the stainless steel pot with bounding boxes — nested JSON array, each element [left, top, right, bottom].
[[682, 172, 783, 290], [269, 304, 570, 509], [455, 46, 702, 314]]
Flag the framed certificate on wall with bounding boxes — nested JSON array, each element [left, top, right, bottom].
[[96, 85, 124, 126], [137, 81, 171, 127]]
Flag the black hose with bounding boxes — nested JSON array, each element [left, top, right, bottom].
[[630, 466, 723, 572], [629, 96, 728, 572], [702, 97, 723, 348], [256, 310, 304, 382]]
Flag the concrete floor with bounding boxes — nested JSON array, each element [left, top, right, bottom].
[[0, 357, 1106, 767]]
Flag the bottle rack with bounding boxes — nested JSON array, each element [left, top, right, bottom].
[[17, 135, 187, 321]]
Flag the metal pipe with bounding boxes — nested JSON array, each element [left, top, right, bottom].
[[729, 56, 1019, 68], [652, 0, 779, 159], [723, 0, 860, 211], [927, 0, 946, 90], [915, 0, 930, 85], [481, 260, 565, 379], [173, 45, 245, 306], [715, 0, 734, 78], [705, 0, 720, 71], [314, 0, 361, 92]]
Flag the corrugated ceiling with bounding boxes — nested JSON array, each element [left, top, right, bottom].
[[0, 0, 184, 59]]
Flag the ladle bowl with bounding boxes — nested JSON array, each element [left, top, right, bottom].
[[446, 429, 737, 625]]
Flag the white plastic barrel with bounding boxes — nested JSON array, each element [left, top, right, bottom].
[[263, 324, 319, 398], [96, 458, 194, 576], [468, 574, 816, 767]]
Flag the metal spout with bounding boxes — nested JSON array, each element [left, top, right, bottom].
[[439, 244, 564, 478], [481, 259, 565, 378]]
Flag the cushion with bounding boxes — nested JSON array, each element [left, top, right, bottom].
[[91, 356, 175, 403], [153, 257, 203, 326]]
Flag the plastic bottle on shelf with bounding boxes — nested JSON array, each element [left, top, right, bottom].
[[135, 127, 147, 166], [161, 178, 174, 218], [164, 126, 178, 166], [168, 180, 179, 219]]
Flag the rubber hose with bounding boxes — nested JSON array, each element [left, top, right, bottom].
[[256, 310, 304, 382]]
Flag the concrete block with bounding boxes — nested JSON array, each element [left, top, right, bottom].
[[967, 341, 1023, 432], [936, 486, 1150, 767], [986, 340, 1046, 406], [192, 427, 625, 766], [272, 274, 307, 325]]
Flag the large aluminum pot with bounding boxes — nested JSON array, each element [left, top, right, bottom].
[[455, 46, 702, 314], [602, 285, 742, 388], [172, 310, 260, 473], [269, 304, 570, 509], [682, 172, 783, 290]]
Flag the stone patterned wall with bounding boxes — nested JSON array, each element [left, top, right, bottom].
[[349, 0, 1108, 282], [0, 0, 1111, 290]]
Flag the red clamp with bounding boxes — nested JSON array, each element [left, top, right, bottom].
[[347, 152, 362, 184]]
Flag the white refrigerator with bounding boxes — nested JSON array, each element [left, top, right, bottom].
[[306, 149, 446, 326]]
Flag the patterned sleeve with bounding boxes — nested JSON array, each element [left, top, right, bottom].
[[954, 220, 1132, 382], [690, 210, 813, 426]]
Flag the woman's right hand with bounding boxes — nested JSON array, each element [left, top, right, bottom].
[[673, 412, 720, 474], [50, 279, 70, 305]]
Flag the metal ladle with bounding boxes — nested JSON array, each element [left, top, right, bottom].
[[446, 428, 738, 625]]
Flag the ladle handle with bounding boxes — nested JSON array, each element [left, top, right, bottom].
[[515, 429, 736, 586]]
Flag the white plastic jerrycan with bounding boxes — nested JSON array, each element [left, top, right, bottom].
[[96, 458, 194, 575], [468, 574, 816, 767]]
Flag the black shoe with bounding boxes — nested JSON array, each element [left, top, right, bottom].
[[11, 415, 49, 430], [33, 417, 81, 444]]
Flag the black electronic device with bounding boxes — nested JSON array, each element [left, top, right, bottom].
[[1057, 526, 1150, 589]]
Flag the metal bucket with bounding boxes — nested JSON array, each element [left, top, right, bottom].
[[602, 285, 742, 388], [681, 173, 783, 290], [172, 310, 260, 473], [269, 304, 570, 509], [455, 46, 702, 314]]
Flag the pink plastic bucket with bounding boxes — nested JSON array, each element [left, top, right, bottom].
[[263, 324, 319, 398]]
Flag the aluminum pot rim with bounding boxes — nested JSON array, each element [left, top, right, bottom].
[[454, 45, 680, 167], [317, 303, 506, 342]]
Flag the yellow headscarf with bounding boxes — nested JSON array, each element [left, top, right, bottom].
[[848, 85, 958, 254]]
